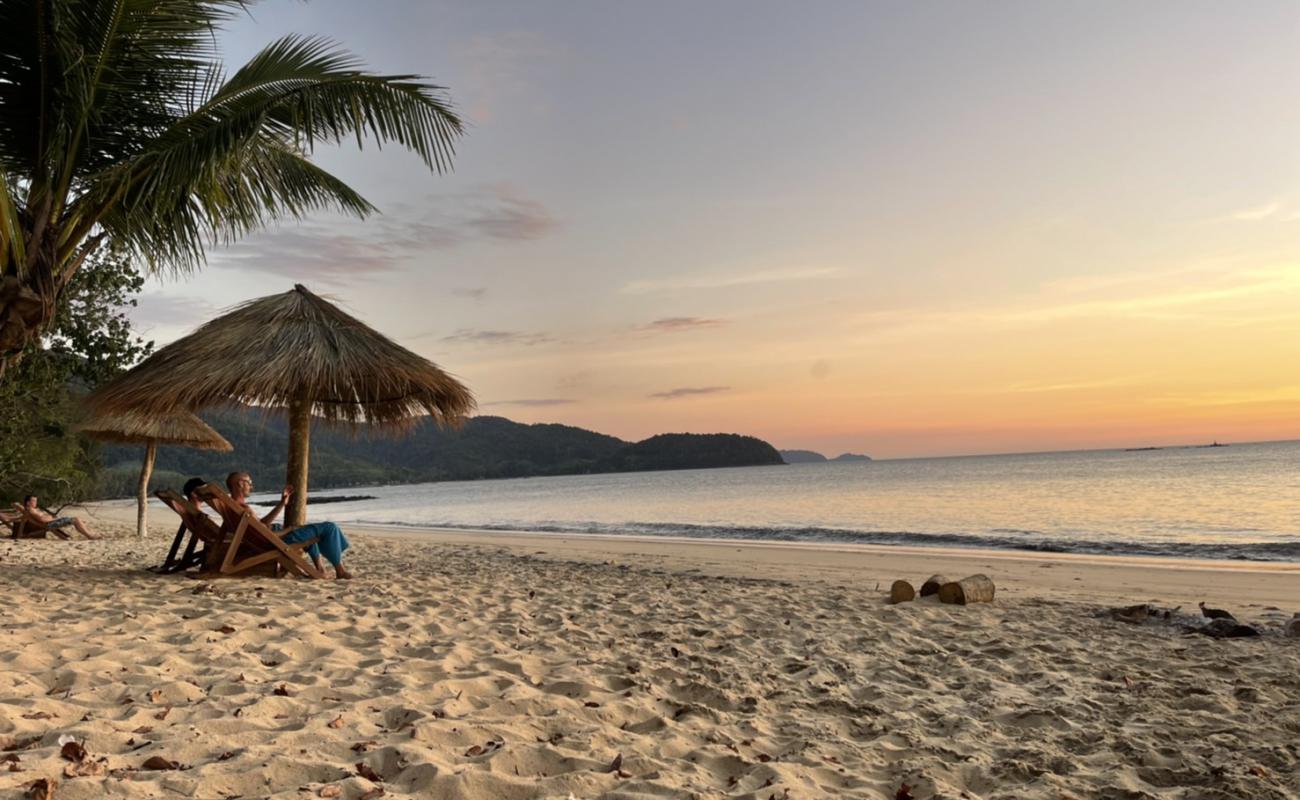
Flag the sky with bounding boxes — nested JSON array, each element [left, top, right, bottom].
[[129, 0, 1300, 459]]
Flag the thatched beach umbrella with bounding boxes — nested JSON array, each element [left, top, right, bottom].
[[77, 409, 233, 538], [86, 285, 474, 527]]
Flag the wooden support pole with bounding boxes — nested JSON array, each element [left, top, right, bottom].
[[285, 397, 311, 528], [136, 440, 157, 538]]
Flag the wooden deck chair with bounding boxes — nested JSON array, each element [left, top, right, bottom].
[[152, 489, 226, 574], [193, 483, 324, 579], [7, 504, 73, 540]]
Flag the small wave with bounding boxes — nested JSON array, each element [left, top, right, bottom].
[[350, 518, 1300, 562]]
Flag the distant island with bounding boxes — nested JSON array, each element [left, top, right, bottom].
[[779, 449, 872, 464], [1125, 441, 1230, 453], [779, 449, 828, 463], [96, 408, 785, 497]]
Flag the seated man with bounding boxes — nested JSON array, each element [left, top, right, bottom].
[[2, 495, 101, 539], [224, 472, 353, 579]]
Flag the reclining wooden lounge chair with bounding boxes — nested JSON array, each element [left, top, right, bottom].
[[152, 489, 226, 574], [193, 483, 324, 579], [6, 504, 73, 540]]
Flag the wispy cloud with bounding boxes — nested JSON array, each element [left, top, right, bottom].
[[556, 371, 594, 390], [636, 316, 727, 333], [131, 293, 217, 328], [1149, 384, 1300, 409], [622, 267, 841, 294], [441, 328, 553, 346], [210, 185, 557, 285], [482, 398, 576, 407], [650, 386, 731, 399], [451, 287, 488, 301], [1001, 378, 1136, 394], [846, 263, 1300, 337], [210, 226, 396, 282], [1232, 202, 1282, 221], [990, 265, 1300, 324], [462, 192, 556, 241], [1213, 200, 1300, 223]]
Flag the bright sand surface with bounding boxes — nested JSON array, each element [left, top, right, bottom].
[[1, 499, 1298, 799]]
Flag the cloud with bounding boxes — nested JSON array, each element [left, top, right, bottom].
[[130, 293, 217, 328], [463, 192, 556, 241], [209, 226, 398, 282], [649, 386, 731, 399], [482, 398, 576, 407], [1212, 201, 1300, 222], [1232, 202, 1282, 221], [622, 266, 842, 294], [441, 328, 552, 346], [451, 287, 488, 301], [991, 265, 1300, 324], [369, 185, 559, 249], [1156, 384, 1300, 408], [844, 263, 1300, 338], [555, 371, 594, 390], [636, 316, 727, 333], [210, 185, 557, 285], [1000, 378, 1136, 394]]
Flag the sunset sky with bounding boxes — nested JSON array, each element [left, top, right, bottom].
[[130, 0, 1300, 458]]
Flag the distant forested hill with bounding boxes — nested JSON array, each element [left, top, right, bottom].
[[95, 407, 784, 496], [602, 433, 784, 473]]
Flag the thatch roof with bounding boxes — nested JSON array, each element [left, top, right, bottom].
[[86, 284, 475, 427], [77, 409, 233, 451]]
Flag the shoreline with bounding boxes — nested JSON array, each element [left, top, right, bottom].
[[352, 520, 1300, 572], [342, 523, 1300, 610], [80, 500, 1300, 608]]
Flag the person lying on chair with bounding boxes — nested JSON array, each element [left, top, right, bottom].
[[2, 496, 102, 539], [225, 472, 353, 579]]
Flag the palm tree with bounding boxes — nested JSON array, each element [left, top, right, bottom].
[[0, 0, 462, 378]]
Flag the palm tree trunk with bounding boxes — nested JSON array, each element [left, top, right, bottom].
[[136, 440, 156, 537], [0, 276, 53, 378], [284, 398, 311, 527]]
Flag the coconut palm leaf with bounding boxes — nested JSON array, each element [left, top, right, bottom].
[[0, 168, 23, 267]]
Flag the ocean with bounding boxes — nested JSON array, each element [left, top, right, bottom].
[[308, 440, 1300, 562]]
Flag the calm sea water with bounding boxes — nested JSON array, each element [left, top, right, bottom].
[[306, 441, 1300, 562]]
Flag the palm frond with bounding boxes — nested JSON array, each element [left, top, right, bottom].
[[0, 167, 25, 266], [86, 138, 378, 273], [64, 34, 460, 273], [202, 34, 462, 172]]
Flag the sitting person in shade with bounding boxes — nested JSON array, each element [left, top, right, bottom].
[[183, 477, 207, 506], [224, 472, 353, 579], [1, 495, 102, 539]]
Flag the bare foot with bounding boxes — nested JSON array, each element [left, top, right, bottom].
[[335, 565, 354, 580]]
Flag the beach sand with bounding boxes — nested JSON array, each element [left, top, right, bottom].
[[1, 500, 1298, 799]]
